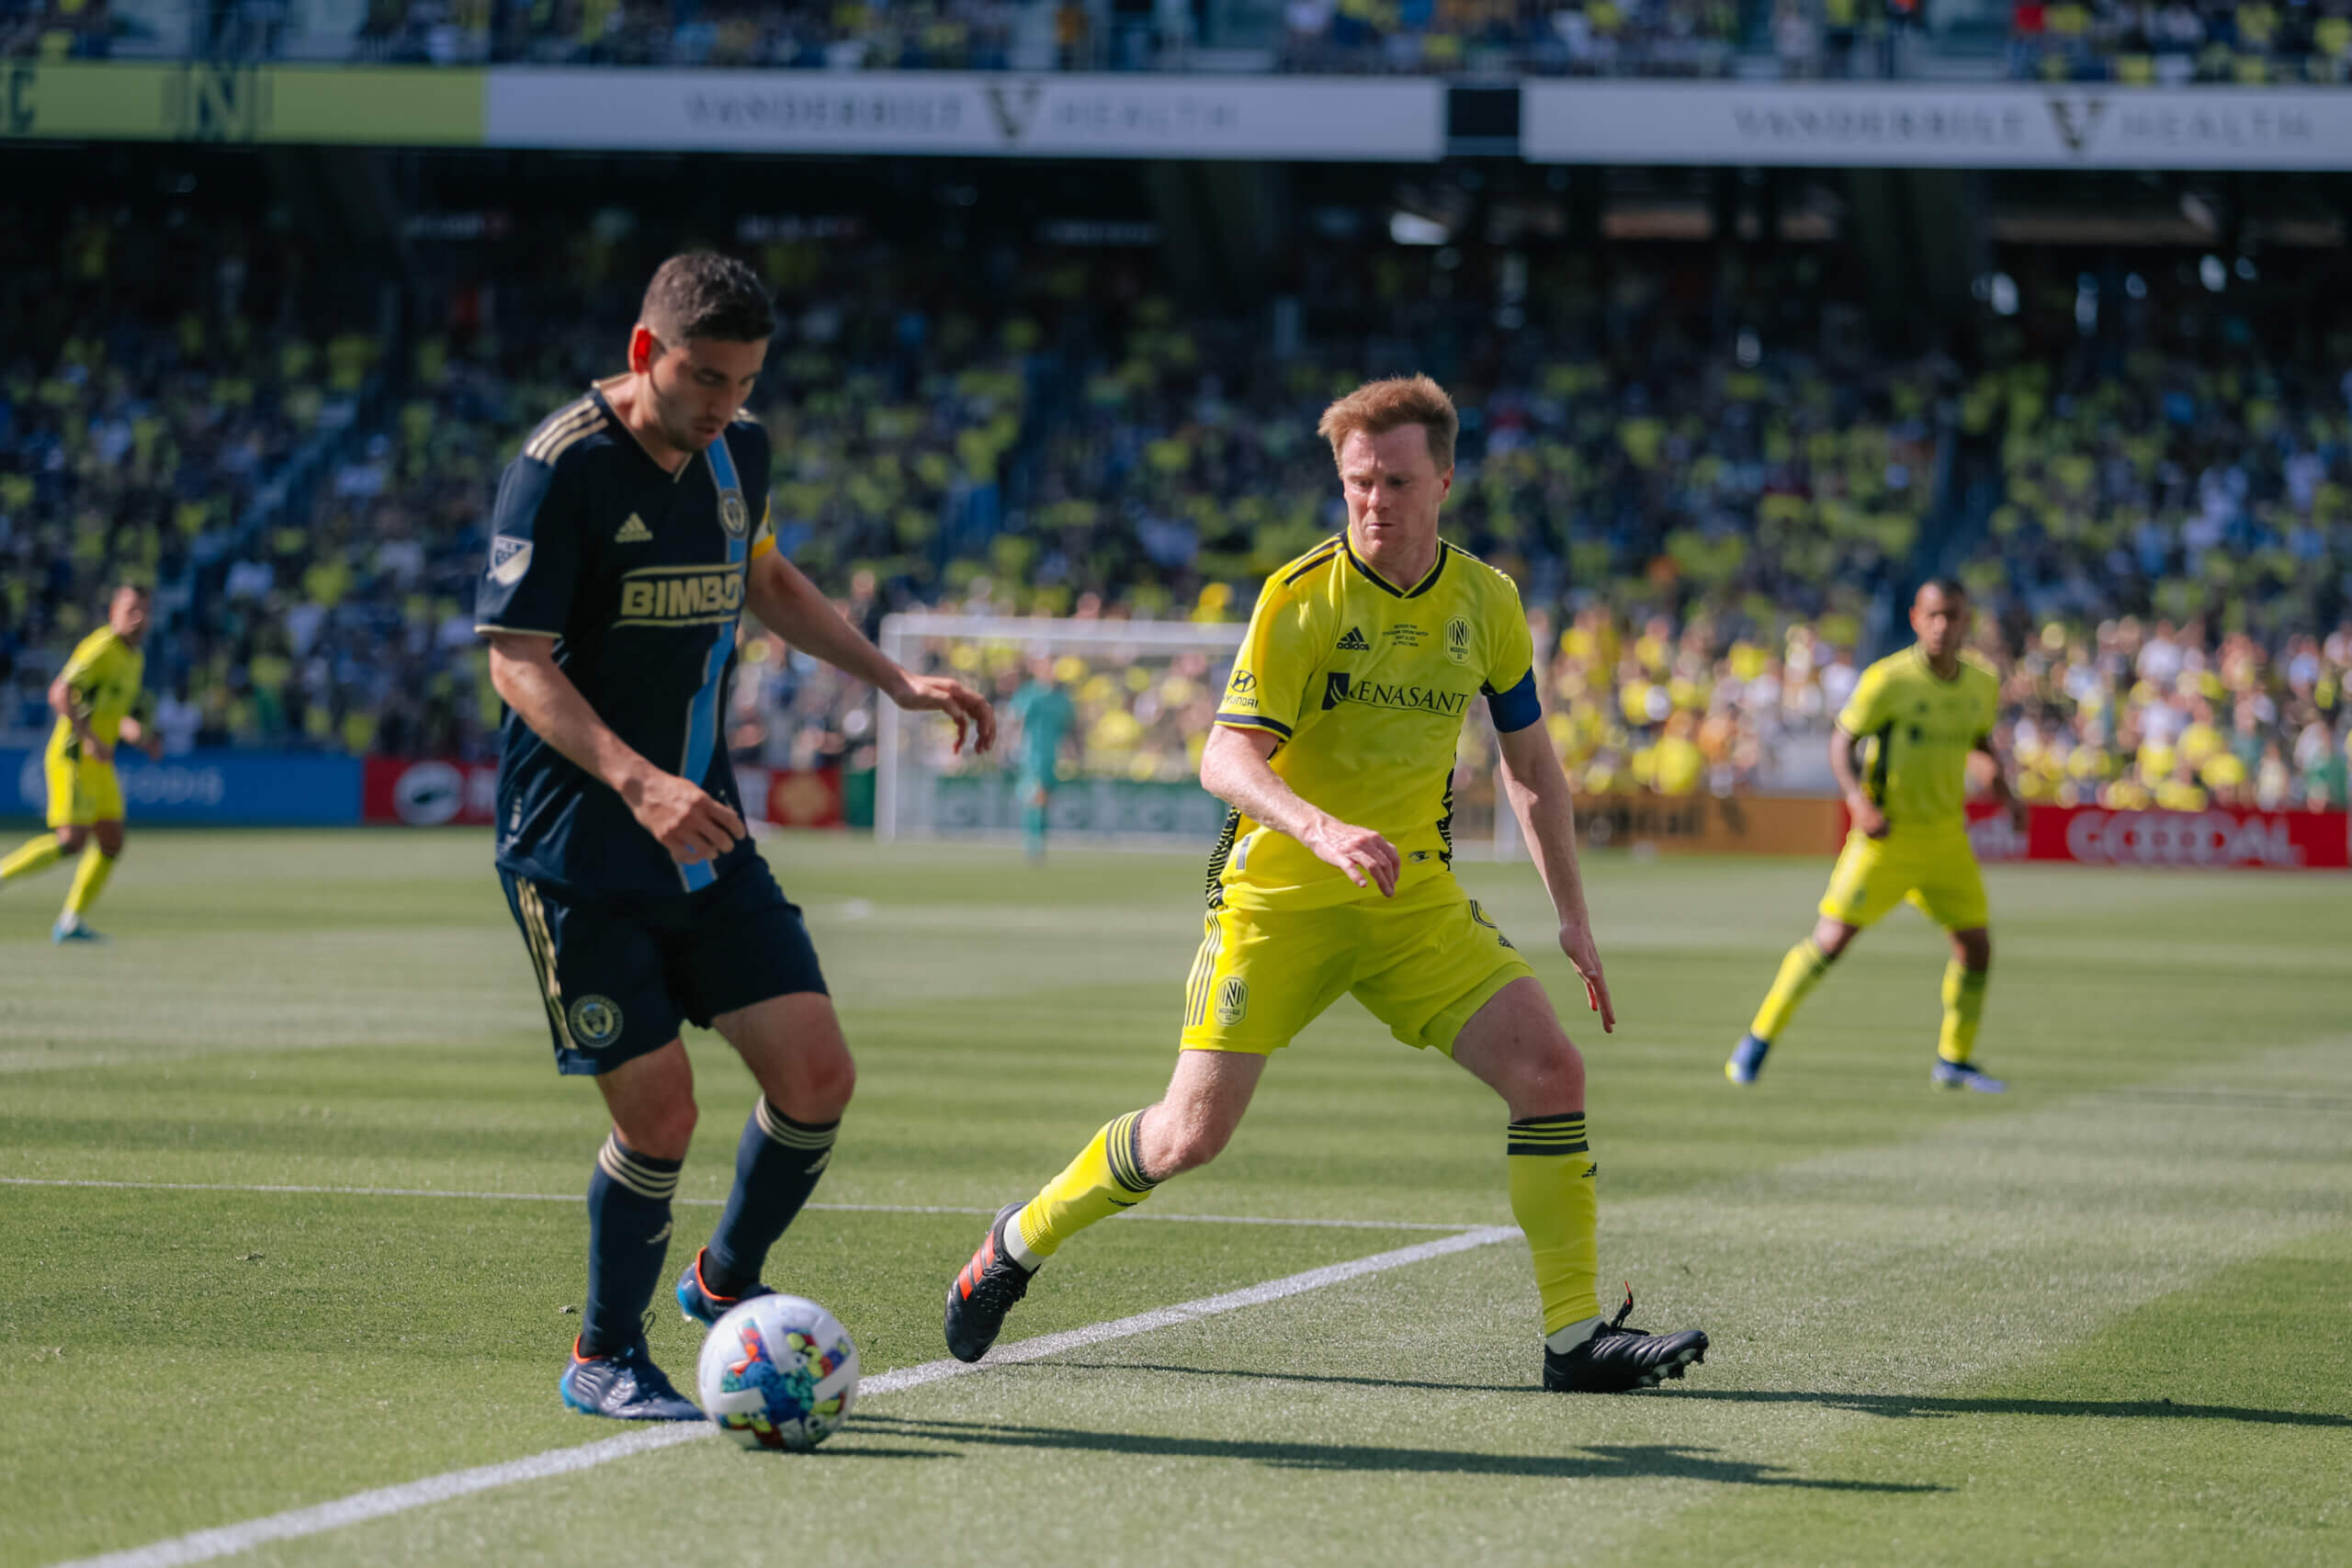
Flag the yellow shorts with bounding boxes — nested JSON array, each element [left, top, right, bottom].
[[1818, 829, 1988, 932], [1179, 874, 1535, 1056], [44, 750, 124, 829]]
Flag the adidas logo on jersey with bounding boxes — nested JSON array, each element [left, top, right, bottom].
[[1336, 626, 1370, 651], [616, 513, 653, 544]]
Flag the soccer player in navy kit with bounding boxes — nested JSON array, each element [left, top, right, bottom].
[[477, 254, 993, 1420]]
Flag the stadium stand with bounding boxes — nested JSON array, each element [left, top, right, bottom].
[[3, 207, 2346, 815], [2008, 0, 2352, 84]]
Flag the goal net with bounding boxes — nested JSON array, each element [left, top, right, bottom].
[[874, 613, 1510, 854]]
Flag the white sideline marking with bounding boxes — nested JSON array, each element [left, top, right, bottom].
[[54, 1225, 1518, 1568], [0, 1177, 1477, 1233]]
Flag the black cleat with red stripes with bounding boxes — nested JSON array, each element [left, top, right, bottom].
[[944, 1201, 1035, 1363]]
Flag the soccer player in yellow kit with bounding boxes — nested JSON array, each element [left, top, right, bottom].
[[1727, 579, 2024, 1091], [0, 583, 162, 942], [942, 377, 1707, 1393]]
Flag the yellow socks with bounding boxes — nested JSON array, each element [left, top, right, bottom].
[[1507, 1113, 1601, 1339], [1010, 1109, 1158, 1266], [1939, 961, 1989, 1065], [64, 846, 118, 919], [1, 835, 63, 884], [1749, 936, 1833, 1043]]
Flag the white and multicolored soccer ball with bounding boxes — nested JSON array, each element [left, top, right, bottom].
[[695, 1293, 860, 1452]]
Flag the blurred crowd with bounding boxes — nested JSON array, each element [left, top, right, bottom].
[[2010, 0, 2352, 83], [4, 210, 2348, 814]]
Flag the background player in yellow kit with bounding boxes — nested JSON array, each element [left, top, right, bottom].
[[943, 376, 1707, 1393], [1727, 579, 2024, 1092], [0, 582, 162, 943]]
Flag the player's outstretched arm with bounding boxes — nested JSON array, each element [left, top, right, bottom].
[[745, 553, 994, 754], [485, 633, 743, 863], [1496, 722, 1614, 1033], [1199, 725, 1401, 896]]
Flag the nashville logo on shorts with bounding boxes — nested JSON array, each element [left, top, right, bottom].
[[1214, 976, 1249, 1026]]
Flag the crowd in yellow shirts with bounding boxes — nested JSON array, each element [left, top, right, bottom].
[[6, 216, 2348, 822]]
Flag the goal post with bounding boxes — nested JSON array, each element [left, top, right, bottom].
[[874, 612, 1514, 856]]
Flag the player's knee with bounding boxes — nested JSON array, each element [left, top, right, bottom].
[[789, 1043, 856, 1120], [619, 1097, 697, 1162], [94, 827, 124, 857], [57, 827, 89, 853], [1956, 929, 1991, 971], [1812, 918, 1857, 959], [1145, 1106, 1231, 1178]]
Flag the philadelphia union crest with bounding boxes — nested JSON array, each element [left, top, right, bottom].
[[718, 490, 749, 538], [569, 995, 625, 1050]]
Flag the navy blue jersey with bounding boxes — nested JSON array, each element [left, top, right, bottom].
[[476, 383, 776, 897]]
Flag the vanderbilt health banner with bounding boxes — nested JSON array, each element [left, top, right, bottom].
[[1523, 83, 2352, 170], [484, 71, 1445, 160]]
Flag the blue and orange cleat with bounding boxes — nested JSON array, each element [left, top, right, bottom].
[[676, 1247, 774, 1329], [1931, 1058, 2007, 1093], [559, 1337, 701, 1421], [51, 916, 108, 945], [1724, 1032, 1770, 1085]]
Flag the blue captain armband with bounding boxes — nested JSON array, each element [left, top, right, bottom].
[[1485, 671, 1542, 733]]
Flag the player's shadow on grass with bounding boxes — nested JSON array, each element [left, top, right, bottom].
[[1675, 1389, 2352, 1427], [1056, 1359, 1527, 1393], [852, 1415, 1939, 1491]]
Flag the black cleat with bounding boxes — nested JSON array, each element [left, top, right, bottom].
[[1544, 1288, 1709, 1393], [559, 1337, 702, 1421], [944, 1201, 1035, 1363]]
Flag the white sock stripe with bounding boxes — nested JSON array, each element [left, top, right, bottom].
[[752, 1099, 838, 1149], [53, 1226, 1517, 1568], [595, 1139, 679, 1201]]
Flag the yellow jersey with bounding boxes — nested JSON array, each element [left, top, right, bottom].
[[46, 626, 146, 762], [1208, 535, 1539, 910], [1837, 645, 1999, 834]]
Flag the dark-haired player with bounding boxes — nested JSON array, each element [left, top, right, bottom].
[[1728, 579, 2022, 1091], [477, 254, 993, 1421]]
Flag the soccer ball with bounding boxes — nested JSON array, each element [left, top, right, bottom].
[[695, 1293, 861, 1451]]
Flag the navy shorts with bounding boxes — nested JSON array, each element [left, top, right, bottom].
[[497, 857, 829, 1077]]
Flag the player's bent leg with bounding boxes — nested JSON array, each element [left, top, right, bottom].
[[55, 818, 125, 942], [945, 1049, 1267, 1363], [0, 828, 70, 887], [563, 1041, 700, 1418], [1731, 914, 1861, 1083], [1931, 926, 2002, 1092], [684, 993, 851, 1315], [1452, 978, 1706, 1392]]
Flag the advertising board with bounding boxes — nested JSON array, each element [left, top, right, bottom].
[[1522, 83, 2352, 171], [4, 749, 360, 824], [1572, 794, 1845, 856], [1963, 801, 2348, 869], [482, 71, 1445, 161]]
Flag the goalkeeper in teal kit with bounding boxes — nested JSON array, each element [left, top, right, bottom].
[[1009, 657, 1076, 862]]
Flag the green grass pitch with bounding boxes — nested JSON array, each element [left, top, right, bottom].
[[2, 829, 2346, 1567]]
